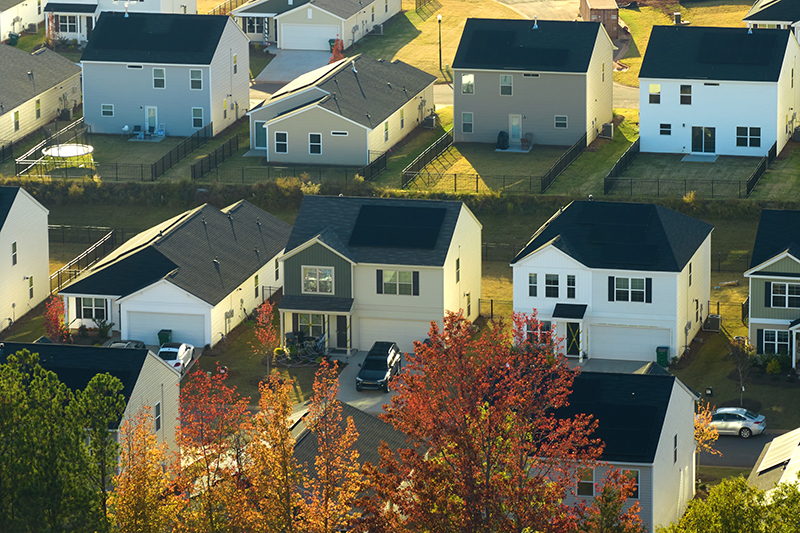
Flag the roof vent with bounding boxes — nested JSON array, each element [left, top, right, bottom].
[[227, 213, 233, 220], [532, 16, 538, 29], [352, 60, 357, 73], [387, 82, 392, 89], [213, 257, 220, 266], [202, 215, 206, 225], [158, 230, 163, 237], [256, 217, 261, 226]]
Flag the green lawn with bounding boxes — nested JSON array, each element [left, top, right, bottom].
[[697, 466, 750, 487], [160, 119, 251, 181], [750, 142, 800, 200], [249, 47, 274, 80]]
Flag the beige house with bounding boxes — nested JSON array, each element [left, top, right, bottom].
[[247, 54, 435, 166]]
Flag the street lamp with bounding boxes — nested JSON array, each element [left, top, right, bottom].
[[437, 14, 442, 71]]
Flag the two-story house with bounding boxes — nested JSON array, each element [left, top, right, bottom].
[[1, 0, 43, 43], [639, 25, 800, 157], [278, 196, 481, 354], [452, 18, 613, 148], [745, 209, 800, 367], [511, 200, 713, 362], [0, 187, 49, 334], [744, 0, 800, 43], [81, 12, 249, 138]]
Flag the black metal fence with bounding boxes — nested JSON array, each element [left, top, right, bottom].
[[604, 138, 640, 193], [192, 165, 364, 185], [745, 141, 777, 197], [604, 178, 748, 198], [482, 242, 525, 262], [407, 172, 546, 193], [49, 227, 117, 293], [49, 225, 114, 244], [359, 151, 388, 181], [207, 0, 248, 14], [190, 132, 239, 180], [540, 133, 587, 193], [153, 123, 213, 180], [0, 140, 12, 163], [401, 128, 453, 188], [478, 298, 513, 320]]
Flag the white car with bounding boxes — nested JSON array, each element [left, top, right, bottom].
[[157, 342, 194, 372]]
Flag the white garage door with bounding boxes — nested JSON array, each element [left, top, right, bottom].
[[281, 24, 339, 50], [127, 311, 206, 348], [590, 325, 671, 361], [359, 318, 432, 354]]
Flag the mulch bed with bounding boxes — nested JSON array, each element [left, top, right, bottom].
[[670, 330, 717, 370], [727, 368, 800, 389]]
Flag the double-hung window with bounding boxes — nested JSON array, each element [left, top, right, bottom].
[[528, 273, 537, 297], [462, 112, 473, 134], [80, 298, 106, 320], [28, 276, 34, 299], [154, 402, 162, 431], [14, 111, 19, 131], [455, 258, 460, 283], [577, 468, 594, 497], [302, 267, 333, 294], [461, 73, 474, 94], [309, 133, 321, 155], [736, 127, 761, 147], [545, 274, 559, 298], [35, 99, 41, 119], [649, 83, 661, 104], [11, 242, 17, 266], [764, 330, 790, 354], [615, 277, 645, 302], [275, 131, 288, 153], [383, 270, 413, 295], [299, 314, 324, 337], [233, 54, 238, 74], [190, 69, 202, 90], [527, 320, 551, 345], [772, 282, 800, 308], [680, 85, 692, 105], [254, 274, 259, 298], [625, 471, 639, 499], [192, 108, 203, 128], [554, 115, 567, 129], [384, 122, 389, 142], [153, 68, 166, 89], [567, 275, 576, 299], [59, 15, 76, 33], [500, 75, 512, 96], [400, 109, 405, 128]]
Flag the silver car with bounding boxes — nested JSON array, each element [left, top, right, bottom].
[[710, 407, 766, 439]]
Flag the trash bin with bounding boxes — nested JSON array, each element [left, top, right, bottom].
[[8, 32, 19, 46], [656, 346, 670, 367], [158, 329, 172, 345], [496, 130, 509, 150], [329, 39, 336, 52]]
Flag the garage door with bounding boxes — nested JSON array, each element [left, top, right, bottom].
[[127, 311, 206, 348], [359, 318, 432, 354], [281, 24, 339, 50], [590, 325, 671, 361]]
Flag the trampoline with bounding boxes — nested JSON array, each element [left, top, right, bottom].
[[42, 144, 94, 158]]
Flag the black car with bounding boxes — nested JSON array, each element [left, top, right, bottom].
[[356, 341, 402, 393]]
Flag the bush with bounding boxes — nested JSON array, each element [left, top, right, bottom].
[[766, 358, 781, 378]]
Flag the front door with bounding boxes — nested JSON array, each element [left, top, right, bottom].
[[566, 322, 581, 356], [145, 106, 157, 132], [509, 114, 522, 144], [336, 315, 348, 349], [691, 126, 715, 153]]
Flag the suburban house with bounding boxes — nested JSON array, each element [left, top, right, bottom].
[[278, 195, 481, 354], [452, 18, 613, 147], [247, 55, 435, 166], [748, 425, 800, 494], [44, 0, 196, 44], [233, 0, 400, 50], [639, 25, 800, 157], [0, 341, 181, 451], [0, 44, 81, 143], [743, 0, 800, 42], [744, 209, 800, 366], [0, 187, 49, 335], [559, 371, 699, 533], [59, 201, 291, 348], [81, 12, 249, 138], [0, 0, 42, 42], [511, 200, 713, 362], [579, 0, 618, 39]]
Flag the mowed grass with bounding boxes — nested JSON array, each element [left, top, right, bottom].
[[90, 134, 188, 165], [249, 47, 274, 80], [750, 141, 800, 200], [697, 466, 751, 487], [49, 242, 94, 274]]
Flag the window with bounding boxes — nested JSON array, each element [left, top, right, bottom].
[[625, 470, 640, 499], [275, 259, 279, 280], [299, 313, 324, 337], [154, 402, 161, 431], [303, 267, 333, 294], [384, 122, 389, 142], [461, 73, 474, 94], [793, 68, 795, 89], [383, 270, 413, 295], [28, 276, 33, 299], [567, 275, 576, 299], [192, 108, 203, 129], [233, 54, 238, 74], [455, 257, 460, 283], [35, 99, 40, 119], [371, 5, 374, 21], [545, 274, 558, 298], [772, 283, 800, 308], [523, 73, 539, 78], [190, 69, 202, 90], [528, 273, 537, 297], [615, 277, 645, 302], [689, 263, 692, 286], [153, 68, 165, 89], [462, 112, 473, 134], [275, 131, 288, 153], [680, 85, 691, 105], [101, 104, 114, 117], [660, 123, 671, 135], [81, 298, 106, 320], [254, 274, 259, 298], [400, 109, 405, 129], [673, 434, 678, 463], [736, 127, 761, 148], [246, 17, 263, 33], [11, 242, 17, 266], [466, 292, 471, 316], [309, 133, 321, 155], [223, 98, 227, 119], [500, 75, 512, 96], [554, 115, 567, 129], [649, 83, 661, 104], [527, 320, 551, 345], [13, 111, 19, 132], [764, 330, 790, 354], [127, 65, 143, 69], [602, 62, 605, 82], [37, 0, 41, 14], [577, 468, 594, 497], [385, 0, 388, 11], [331, 131, 348, 136], [307, 7, 312, 18], [59, 15, 76, 33]]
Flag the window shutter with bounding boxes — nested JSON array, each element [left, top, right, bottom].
[[376, 270, 383, 294], [104, 299, 108, 319], [412, 271, 420, 296], [75, 297, 82, 319], [764, 282, 771, 308], [756, 329, 763, 354], [645, 278, 652, 303], [292, 313, 299, 334], [608, 276, 615, 301], [242, 18, 246, 31]]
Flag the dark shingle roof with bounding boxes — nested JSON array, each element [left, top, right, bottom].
[[640, 25, 791, 82], [307, 0, 372, 18], [749, 209, 800, 268], [285, 196, 464, 267], [0, 0, 24, 10], [279, 294, 354, 312], [234, 0, 307, 15], [43, 3, 98, 12], [452, 18, 602, 73], [0, 45, 81, 118], [556, 372, 675, 463], [81, 12, 229, 65], [61, 201, 291, 305], [744, 0, 800, 22], [0, 187, 19, 230], [511, 201, 713, 272]]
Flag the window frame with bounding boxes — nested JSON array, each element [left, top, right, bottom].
[[59, 15, 77, 33], [13, 111, 19, 132], [299, 313, 324, 338], [190, 69, 203, 90], [545, 274, 559, 298], [764, 329, 790, 355], [81, 298, 106, 320], [660, 123, 671, 135], [383, 270, 414, 296], [275, 131, 288, 153], [455, 257, 460, 283], [615, 277, 645, 302], [400, 108, 405, 129], [625, 470, 640, 500], [246, 16, 264, 33], [254, 274, 259, 298], [462, 112, 474, 134], [331, 131, 348, 137], [233, 54, 238, 74], [302, 266, 334, 295], [736, 126, 761, 148], [153, 68, 166, 89], [680, 84, 692, 105], [649, 83, 661, 104], [11, 241, 17, 266], [500, 74, 513, 96], [528, 273, 537, 297], [101, 104, 114, 117], [461, 73, 474, 95], [567, 274, 576, 299], [154, 402, 162, 431], [384, 121, 389, 142], [554, 115, 568, 129], [35, 99, 40, 119], [527, 320, 551, 345], [192, 107, 203, 129], [309, 132, 322, 155], [28, 276, 33, 299], [577, 468, 594, 497], [771, 282, 800, 308]]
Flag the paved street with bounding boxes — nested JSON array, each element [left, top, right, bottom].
[[699, 431, 784, 469]]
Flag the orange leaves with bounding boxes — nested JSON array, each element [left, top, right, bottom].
[[695, 400, 721, 456]]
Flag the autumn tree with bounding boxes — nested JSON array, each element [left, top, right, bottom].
[[251, 300, 279, 377], [359, 312, 604, 533], [729, 338, 755, 406], [44, 295, 68, 342], [695, 399, 721, 472], [329, 37, 344, 63], [578, 468, 646, 533]]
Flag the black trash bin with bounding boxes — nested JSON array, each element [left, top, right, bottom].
[[158, 329, 173, 345], [329, 39, 336, 52], [656, 346, 670, 367], [496, 130, 509, 150]]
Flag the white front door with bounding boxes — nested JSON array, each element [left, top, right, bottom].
[[145, 106, 157, 133], [509, 114, 522, 144]]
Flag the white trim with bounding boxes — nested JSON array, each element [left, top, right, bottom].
[[744, 250, 800, 276], [191, 107, 204, 129], [117, 279, 212, 307], [308, 132, 322, 155], [301, 265, 335, 295], [274, 130, 288, 153], [453, 67, 587, 76], [189, 69, 203, 91], [281, 236, 355, 264], [276, 2, 345, 21], [749, 318, 795, 326], [152, 67, 166, 89], [266, 103, 370, 131], [101, 103, 114, 117]]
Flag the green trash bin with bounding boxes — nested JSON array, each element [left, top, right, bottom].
[[158, 329, 173, 345], [656, 346, 670, 367], [8, 32, 19, 46], [329, 38, 336, 52]]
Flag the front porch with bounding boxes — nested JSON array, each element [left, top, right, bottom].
[[278, 294, 354, 357], [44, 6, 97, 44]]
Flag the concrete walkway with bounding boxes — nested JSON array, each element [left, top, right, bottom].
[[254, 49, 332, 83]]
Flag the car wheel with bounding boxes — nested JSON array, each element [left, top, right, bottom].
[[383, 382, 390, 393], [740, 427, 752, 439], [356, 384, 362, 392]]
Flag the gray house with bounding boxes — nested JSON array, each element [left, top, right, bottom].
[[81, 12, 249, 138], [452, 18, 613, 148]]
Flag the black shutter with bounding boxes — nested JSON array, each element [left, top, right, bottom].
[[104, 299, 109, 321], [756, 329, 764, 354], [292, 313, 299, 334], [242, 18, 247, 31], [764, 282, 772, 308], [645, 278, 652, 303], [412, 271, 420, 296], [608, 276, 615, 302], [376, 270, 383, 294], [75, 297, 82, 319]]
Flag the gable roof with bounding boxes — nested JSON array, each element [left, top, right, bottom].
[[748, 426, 800, 491], [640, 25, 791, 82], [0, 187, 19, 230], [81, 13, 230, 65], [233, 0, 307, 15], [284, 196, 464, 267], [304, 0, 374, 19], [749, 209, 800, 269], [452, 18, 603, 73], [265, 55, 435, 129], [60, 201, 291, 305], [0, 45, 81, 118], [744, 0, 800, 23], [511, 201, 713, 272], [0, 0, 24, 11], [555, 372, 676, 463]]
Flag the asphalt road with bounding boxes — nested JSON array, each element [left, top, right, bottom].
[[698, 431, 779, 469]]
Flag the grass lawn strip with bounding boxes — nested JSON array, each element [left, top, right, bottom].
[[750, 141, 800, 200], [697, 466, 751, 487]]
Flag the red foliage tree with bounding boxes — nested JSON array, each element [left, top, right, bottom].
[[576, 468, 646, 533], [329, 38, 344, 64], [43, 296, 68, 342], [251, 300, 279, 376]]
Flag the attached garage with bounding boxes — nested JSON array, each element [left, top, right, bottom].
[[281, 24, 339, 50], [359, 317, 432, 354], [589, 325, 671, 362], [127, 311, 207, 347]]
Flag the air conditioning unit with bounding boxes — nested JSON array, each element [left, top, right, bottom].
[[599, 122, 614, 139], [27, 23, 36, 33], [373, 23, 383, 34], [703, 314, 721, 332], [422, 114, 437, 129]]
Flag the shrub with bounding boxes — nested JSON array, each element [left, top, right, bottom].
[[78, 324, 89, 338], [93, 318, 114, 339], [766, 358, 781, 378]]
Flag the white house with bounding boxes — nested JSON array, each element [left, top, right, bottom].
[[0, 0, 43, 42], [743, 0, 800, 43], [59, 200, 291, 348], [0, 187, 50, 334], [511, 200, 713, 363], [81, 12, 249, 138], [748, 425, 800, 495], [278, 196, 482, 354], [639, 25, 800, 157]]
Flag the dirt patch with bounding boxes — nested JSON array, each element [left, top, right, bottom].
[[203, 319, 254, 358]]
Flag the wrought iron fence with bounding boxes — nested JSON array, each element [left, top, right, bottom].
[[604, 138, 640, 193], [478, 298, 513, 320], [206, 0, 248, 15], [193, 164, 362, 184], [0, 140, 12, 164], [49, 227, 117, 293], [359, 151, 387, 181], [401, 127, 453, 187], [604, 178, 747, 198], [190, 132, 239, 180], [540, 133, 587, 193], [152, 123, 213, 179]]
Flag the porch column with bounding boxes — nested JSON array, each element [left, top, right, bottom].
[[63, 296, 69, 329], [280, 311, 285, 348], [793, 330, 797, 370], [346, 314, 351, 356]]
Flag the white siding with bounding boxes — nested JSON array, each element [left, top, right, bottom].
[[124, 352, 181, 453], [442, 204, 482, 322], [368, 83, 435, 154], [0, 72, 81, 144], [277, 5, 341, 50], [676, 234, 712, 358], [584, 26, 614, 144], [776, 36, 800, 154], [208, 18, 251, 135], [0, 0, 42, 40]]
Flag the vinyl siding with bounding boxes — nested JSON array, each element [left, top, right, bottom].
[[283, 243, 352, 297], [0, 72, 81, 144], [442, 204, 482, 322], [749, 276, 800, 320], [367, 83, 435, 156], [0, 0, 43, 41], [208, 19, 251, 135], [584, 26, 614, 144], [675, 234, 711, 357], [352, 263, 443, 323], [762, 256, 800, 274], [340, 0, 399, 49], [124, 353, 181, 453], [277, 4, 341, 49], [776, 37, 800, 154]]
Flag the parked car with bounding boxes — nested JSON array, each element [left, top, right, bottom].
[[157, 342, 195, 372], [356, 341, 402, 393], [103, 339, 146, 349], [709, 407, 766, 438]]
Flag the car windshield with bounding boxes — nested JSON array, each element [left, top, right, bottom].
[[159, 350, 178, 359], [745, 410, 759, 419], [363, 357, 388, 371]]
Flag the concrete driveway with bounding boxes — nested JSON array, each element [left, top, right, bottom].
[[255, 49, 332, 83], [335, 350, 397, 415]]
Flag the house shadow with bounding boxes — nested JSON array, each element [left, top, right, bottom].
[[348, 13, 423, 59]]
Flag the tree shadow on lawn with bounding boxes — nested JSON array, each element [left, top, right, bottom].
[[348, 13, 422, 61]]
